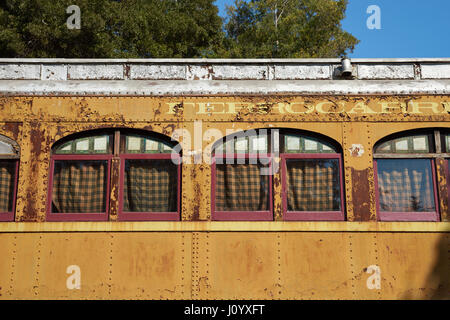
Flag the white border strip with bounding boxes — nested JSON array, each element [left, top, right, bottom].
[[0, 80, 449, 96]]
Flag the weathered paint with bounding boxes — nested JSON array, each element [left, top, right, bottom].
[[436, 158, 449, 222], [0, 59, 449, 299], [0, 97, 448, 224], [0, 231, 448, 299]]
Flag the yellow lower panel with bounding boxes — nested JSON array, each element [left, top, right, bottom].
[[108, 233, 191, 299], [0, 234, 16, 298], [280, 233, 352, 299], [375, 233, 448, 299], [27, 233, 111, 299], [0, 232, 448, 300], [199, 233, 280, 299]]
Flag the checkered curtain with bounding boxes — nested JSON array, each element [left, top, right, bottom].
[[286, 160, 340, 211], [52, 161, 107, 213], [378, 166, 434, 212], [0, 161, 16, 212], [123, 160, 177, 212], [215, 164, 269, 211]]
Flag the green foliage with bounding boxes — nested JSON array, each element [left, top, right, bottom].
[[0, 0, 224, 58], [224, 0, 359, 58], [0, 0, 358, 58]]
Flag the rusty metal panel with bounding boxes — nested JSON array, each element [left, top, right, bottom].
[[182, 164, 211, 221], [279, 232, 353, 299], [108, 232, 191, 299], [16, 121, 50, 222], [0, 234, 16, 299], [343, 123, 376, 221], [0, 231, 448, 299], [5, 233, 41, 298], [201, 232, 280, 299], [347, 233, 381, 299], [375, 233, 449, 299], [435, 158, 449, 221], [33, 233, 111, 299]]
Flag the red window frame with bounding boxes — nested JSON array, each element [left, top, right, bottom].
[[373, 158, 440, 222], [281, 153, 345, 221], [0, 160, 19, 222], [211, 153, 273, 221], [118, 153, 181, 221], [446, 159, 450, 209], [47, 154, 111, 221]]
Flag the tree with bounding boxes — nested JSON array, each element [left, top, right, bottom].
[[0, 0, 358, 58], [224, 0, 359, 58], [0, 0, 224, 58]]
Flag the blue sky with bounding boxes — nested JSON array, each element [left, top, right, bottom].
[[214, 0, 450, 58]]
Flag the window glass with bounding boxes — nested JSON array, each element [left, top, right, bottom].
[[52, 160, 108, 213], [375, 135, 430, 154], [0, 140, 16, 155], [125, 135, 174, 154], [284, 135, 337, 153], [250, 135, 268, 153], [286, 159, 341, 212], [54, 135, 110, 154], [214, 133, 269, 155], [443, 133, 450, 153], [215, 161, 269, 212], [377, 159, 435, 212], [123, 159, 177, 212], [0, 160, 16, 212]]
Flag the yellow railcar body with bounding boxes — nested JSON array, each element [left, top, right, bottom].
[[0, 59, 449, 299]]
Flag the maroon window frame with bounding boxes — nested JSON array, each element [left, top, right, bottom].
[[47, 154, 111, 221], [373, 159, 440, 222], [211, 153, 273, 221], [446, 159, 450, 210], [118, 153, 181, 221], [281, 153, 345, 221], [0, 160, 19, 222]]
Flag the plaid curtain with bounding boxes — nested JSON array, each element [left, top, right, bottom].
[[52, 160, 107, 213], [286, 159, 340, 211], [0, 161, 16, 212], [215, 163, 269, 211], [378, 163, 434, 212], [123, 160, 177, 212]]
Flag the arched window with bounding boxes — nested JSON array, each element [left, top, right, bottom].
[[211, 129, 273, 221], [48, 130, 180, 221], [211, 129, 344, 221], [373, 129, 440, 221], [0, 135, 19, 222], [281, 131, 344, 221]]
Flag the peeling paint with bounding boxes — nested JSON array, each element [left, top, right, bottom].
[[349, 144, 365, 157]]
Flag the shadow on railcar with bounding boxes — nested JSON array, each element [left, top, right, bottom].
[[403, 233, 450, 299]]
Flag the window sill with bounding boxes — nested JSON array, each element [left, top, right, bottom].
[[0, 221, 448, 233]]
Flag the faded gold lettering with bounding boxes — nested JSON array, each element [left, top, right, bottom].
[[197, 103, 226, 114], [227, 103, 248, 114], [166, 100, 450, 116], [347, 102, 377, 114], [284, 102, 314, 114], [315, 101, 344, 113], [442, 102, 450, 113], [409, 102, 441, 114], [380, 102, 407, 113]]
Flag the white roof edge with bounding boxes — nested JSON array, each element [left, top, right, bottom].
[[0, 58, 450, 64], [1, 79, 449, 96]]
